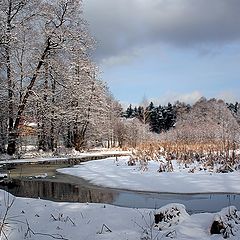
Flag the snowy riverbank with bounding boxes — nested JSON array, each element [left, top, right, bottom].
[[2, 156, 240, 239], [58, 156, 240, 194], [0, 150, 131, 164], [0, 190, 239, 240]]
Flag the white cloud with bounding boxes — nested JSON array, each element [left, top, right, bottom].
[[120, 90, 240, 109], [120, 91, 203, 109], [217, 91, 240, 103], [120, 101, 139, 110], [148, 91, 239, 106], [152, 91, 203, 105], [100, 49, 140, 67]]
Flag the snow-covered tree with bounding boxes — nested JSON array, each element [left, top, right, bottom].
[[160, 98, 240, 163], [0, 0, 116, 155], [0, 0, 41, 154]]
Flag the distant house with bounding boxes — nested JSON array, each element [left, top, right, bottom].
[[19, 120, 37, 136]]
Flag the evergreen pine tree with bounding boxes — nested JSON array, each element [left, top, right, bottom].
[[125, 104, 134, 118]]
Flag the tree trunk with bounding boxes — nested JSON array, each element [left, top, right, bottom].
[[6, 2, 14, 155], [7, 132, 17, 155], [73, 121, 89, 151], [73, 133, 85, 151], [38, 62, 49, 151], [50, 76, 56, 151], [7, 38, 51, 155]]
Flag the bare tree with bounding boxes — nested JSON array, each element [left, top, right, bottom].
[[0, 0, 104, 155]]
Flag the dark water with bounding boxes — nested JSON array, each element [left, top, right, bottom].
[[1, 164, 240, 214]]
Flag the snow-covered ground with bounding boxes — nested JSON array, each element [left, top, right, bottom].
[[1, 156, 240, 239], [0, 190, 239, 240], [58, 156, 240, 194]]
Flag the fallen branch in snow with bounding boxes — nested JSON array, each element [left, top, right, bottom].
[[25, 220, 69, 240], [50, 213, 76, 226], [133, 210, 161, 240], [65, 216, 76, 226], [0, 193, 16, 240], [165, 229, 177, 238], [97, 224, 112, 234]]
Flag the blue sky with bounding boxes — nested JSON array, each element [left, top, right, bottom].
[[83, 0, 240, 106]]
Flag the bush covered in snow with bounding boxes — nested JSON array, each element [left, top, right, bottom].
[[210, 206, 240, 238], [154, 203, 189, 230]]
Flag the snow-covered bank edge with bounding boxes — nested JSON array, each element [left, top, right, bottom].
[[0, 150, 131, 164], [57, 156, 240, 194], [1, 189, 240, 240]]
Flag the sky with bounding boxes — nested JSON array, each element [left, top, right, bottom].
[[83, 0, 240, 106]]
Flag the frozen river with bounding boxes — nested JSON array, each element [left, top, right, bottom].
[[1, 163, 240, 214]]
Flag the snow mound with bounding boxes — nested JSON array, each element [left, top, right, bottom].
[[34, 173, 48, 179], [154, 203, 189, 230], [211, 206, 240, 238]]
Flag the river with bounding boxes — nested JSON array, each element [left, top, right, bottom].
[[1, 163, 240, 214]]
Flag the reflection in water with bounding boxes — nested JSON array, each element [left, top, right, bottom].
[[0, 163, 240, 214], [113, 191, 240, 214], [1, 179, 116, 204], [1, 178, 240, 214]]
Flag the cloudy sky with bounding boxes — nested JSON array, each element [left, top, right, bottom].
[[83, 0, 240, 106]]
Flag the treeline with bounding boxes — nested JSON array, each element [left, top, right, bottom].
[[124, 98, 240, 165], [123, 99, 240, 134], [123, 102, 179, 133]]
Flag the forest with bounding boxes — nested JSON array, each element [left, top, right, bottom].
[[123, 99, 240, 169], [0, 0, 122, 155], [0, 0, 240, 166]]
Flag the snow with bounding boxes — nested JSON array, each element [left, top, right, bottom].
[[0, 190, 240, 240], [58, 156, 240, 194], [1, 155, 240, 239], [211, 206, 240, 238], [33, 173, 48, 179], [0, 150, 131, 164], [154, 203, 190, 230], [25, 122, 38, 128]]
